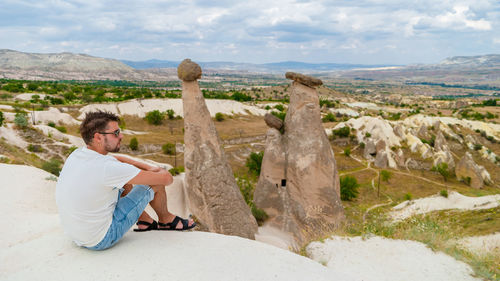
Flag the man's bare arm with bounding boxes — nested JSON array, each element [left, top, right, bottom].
[[113, 155, 156, 171], [127, 169, 173, 186]]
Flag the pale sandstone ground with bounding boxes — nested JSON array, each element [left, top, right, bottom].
[[0, 163, 493, 281], [391, 191, 500, 221]]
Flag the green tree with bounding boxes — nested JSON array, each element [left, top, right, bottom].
[[344, 147, 351, 157], [162, 143, 176, 155], [129, 137, 139, 151], [340, 175, 359, 201], [381, 170, 392, 183], [14, 112, 28, 128], [246, 151, 264, 176], [333, 126, 350, 138], [434, 162, 450, 182], [145, 110, 165, 125]]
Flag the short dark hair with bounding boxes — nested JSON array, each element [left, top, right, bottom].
[[80, 111, 120, 145]]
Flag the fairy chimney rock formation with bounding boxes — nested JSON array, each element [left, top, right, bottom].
[[254, 72, 344, 245], [264, 113, 284, 131], [178, 59, 257, 239], [177, 59, 202, 81], [455, 152, 490, 189], [285, 72, 323, 88]]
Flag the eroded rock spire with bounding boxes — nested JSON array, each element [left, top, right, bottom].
[[178, 59, 257, 239], [254, 72, 345, 245]]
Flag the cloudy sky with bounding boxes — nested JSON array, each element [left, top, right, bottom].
[[1, 0, 499, 65]]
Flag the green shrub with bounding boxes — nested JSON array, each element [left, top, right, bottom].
[[434, 162, 450, 182], [65, 146, 78, 156], [271, 111, 286, 121], [215, 112, 225, 122], [365, 132, 371, 138], [55, 126, 67, 133], [344, 147, 351, 157], [0, 111, 4, 126], [274, 104, 285, 112], [129, 137, 139, 151], [169, 166, 185, 175], [42, 158, 62, 176], [381, 170, 392, 182], [28, 144, 43, 152], [264, 105, 271, 110], [166, 109, 176, 120], [251, 205, 268, 225], [474, 144, 483, 151], [322, 113, 336, 122], [404, 193, 412, 201], [462, 176, 472, 186], [246, 151, 264, 175], [144, 110, 165, 125], [440, 189, 448, 198], [162, 143, 176, 155], [340, 175, 359, 201], [47, 121, 56, 127], [333, 126, 350, 138], [14, 112, 28, 128]]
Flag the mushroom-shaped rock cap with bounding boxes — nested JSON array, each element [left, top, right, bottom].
[[264, 113, 284, 130], [285, 72, 323, 88], [177, 59, 202, 81]]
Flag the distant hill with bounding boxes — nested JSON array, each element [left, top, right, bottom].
[[331, 54, 500, 86], [121, 59, 393, 72], [1, 49, 499, 84], [439, 54, 500, 67]]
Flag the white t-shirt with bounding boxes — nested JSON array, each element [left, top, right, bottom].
[[56, 147, 140, 247]]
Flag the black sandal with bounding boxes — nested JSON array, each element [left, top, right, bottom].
[[158, 216, 196, 231], [133, 220, 158, 232]]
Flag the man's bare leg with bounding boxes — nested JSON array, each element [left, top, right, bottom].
[[136, 184, 194, 230]]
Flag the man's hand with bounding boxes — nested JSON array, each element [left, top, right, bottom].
[[147, 166, 162, 172]]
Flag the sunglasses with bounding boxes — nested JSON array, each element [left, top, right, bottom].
[[99, 129, 121, 137]]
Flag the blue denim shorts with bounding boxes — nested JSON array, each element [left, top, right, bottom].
[[86, 185, 154, 250]]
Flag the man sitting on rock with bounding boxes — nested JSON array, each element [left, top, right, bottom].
[[56, 111, 195, 250]]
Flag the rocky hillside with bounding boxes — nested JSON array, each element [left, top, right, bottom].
[[0, 49, 159, 80]]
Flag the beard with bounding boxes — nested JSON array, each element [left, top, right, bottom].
[[104, 139, 120, 153]]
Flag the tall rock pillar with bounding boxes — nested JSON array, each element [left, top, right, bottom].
[[178, 59, 257, 239], [254, 72, 345, 245]]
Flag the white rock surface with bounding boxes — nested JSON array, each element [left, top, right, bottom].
[[391, 191, 500, 221], [0, 163, 349, 281], [307, 236, 481, 281], [329, 108, 359, 117], [34, 125, 85, 147], [78, 98, 267, 119], [14, 93, 47, 101], [33, 107, 80, 125], [334, 116, 401, 148], [458, 233, 500, 255], [0, 124, 28, 148]]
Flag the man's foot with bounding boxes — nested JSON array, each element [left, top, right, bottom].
[[158, 215, 196, 231], [134, 220, 158, 232]]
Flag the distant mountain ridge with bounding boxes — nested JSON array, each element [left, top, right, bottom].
[[0, 49, 499, 83], [439, 54, 500, 67], [121, 59, 394, 72]]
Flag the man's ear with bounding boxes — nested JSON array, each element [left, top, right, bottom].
[[92, 132, 102, 144]]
